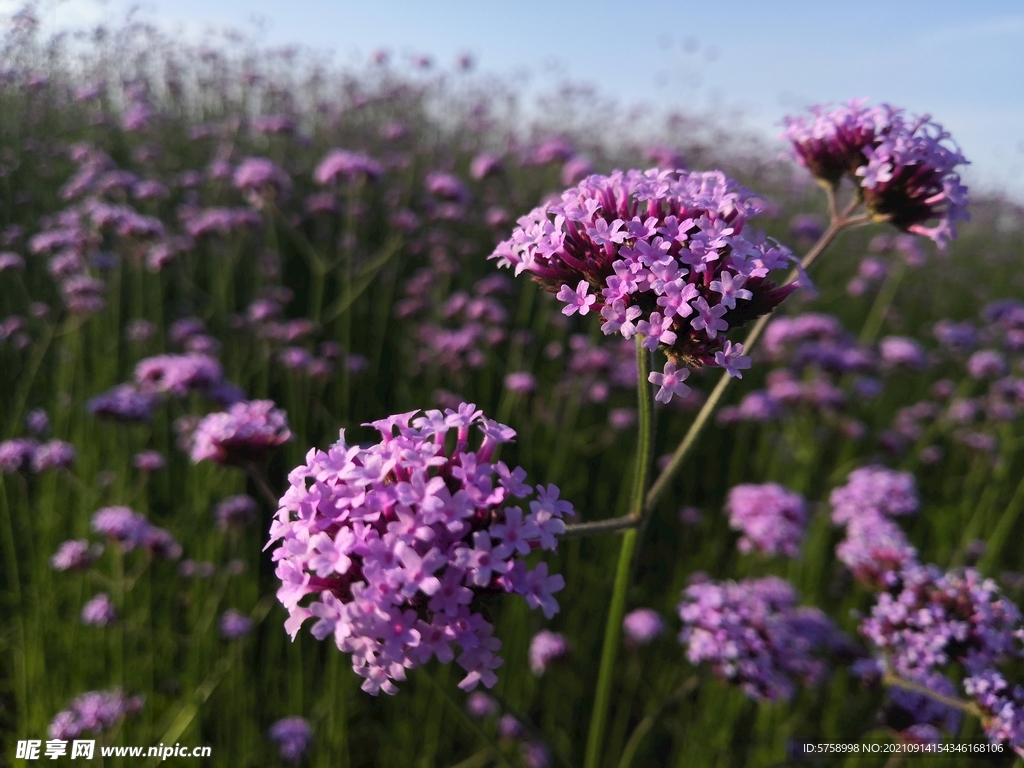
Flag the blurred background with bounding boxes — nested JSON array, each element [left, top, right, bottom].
[[20, 0, 1024, 199]]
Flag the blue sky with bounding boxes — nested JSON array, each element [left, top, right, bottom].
[[21, 0, 1024, 198]]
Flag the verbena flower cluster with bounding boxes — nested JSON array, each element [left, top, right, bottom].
[[623, 608, 665, 646], [861, 565, 1023, 680], [268, 716, 314, 763], [89, 506, 182, 559], [267, 404, 573, 695], [724, 482, 807, 557], [830, 465, 919, 586], [81, 593, 117, 626], [48, 690, 144, 739], [829, 465, 919, 523], [781, 100, 969, 247], [529, 630, 569, 675], [490, 169, 803, 400], [964, 671, 1024, 750], [50, 539, 104, 571], [188, 399, 292, 465], [0, 438, 75, 473], [678, 576, 834, 701]]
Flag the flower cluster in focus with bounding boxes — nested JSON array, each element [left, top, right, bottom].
[[267, 404, 573, 695], [490, 169, 803, 400]]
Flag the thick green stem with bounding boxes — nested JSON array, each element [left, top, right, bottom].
[[584, 337, 654, 768]]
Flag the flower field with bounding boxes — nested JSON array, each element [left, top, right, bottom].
[[2, 11, 1024, 767]]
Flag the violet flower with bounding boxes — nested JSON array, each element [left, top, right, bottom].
[[529, 630, 569, 675], [490, 170, 796, 382], [861, 564, 1023, 679], [189, 400, 292, 466], [267, 404, 573, 695], [87, 384, 159, 422], [48, 690, 143, 739], [219, 609, 254, 639], [781, 100, 969, 247], [830, 465, 919, 525], [623, 608, 665, 645], [313, 149, 383, 184], [725, 483, 807, 557], [268, 717, 313, 763], [81, 593, 117, 626], [51, 540, 103, 571], [678, 576, 835, 701]]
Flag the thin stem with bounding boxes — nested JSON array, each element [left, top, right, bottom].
[[643, 204, 854, 515], [245, 463, 279, 509], [616, 676, 699, 768], [882, 672, 982, 718], [858, 260, 906, 344], [488, 690, 573, 768], [565, 200, 863, 541], [418, 670, 513, 768], [583, 337, 654, 768], [562, 515, 638, 539]]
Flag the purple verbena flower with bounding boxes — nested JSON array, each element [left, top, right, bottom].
[[725, 483, 807, 558], [189, 400, 291, 466], [504, 372, 537, 394], [678, 576, 835, 701], [267, 404, 573, 695], [215, 494, 258, 530], [528, 630, 569, 675], [964, 670, 1024, 751], [48, 690, 143, 739], [880, 336, 927, 369], [623, 608, 665, 645], [25, 408, 50, 436], [87, 384, 159, 422], [31, 440, 76, 472], [81, 593, 117, 626], [219, 609, 254, 639], [133, 450, 166, 472], [90, 506, 149, 550], [134, 353, 223, 397], [314, 149, 383, 184], [268, 717, 313, 763], [781, 101, 969, 247], [51, 540, 103, 571], [489, 169, 800, 372], [968, 349, 1007, 380], [648, 361, 690, 404], [0, 438, 37, 473], [835, 511, 917, 587], [861, 565, 1023, 679], [467, 691, 499, 718], [830, 465, 919, 524]]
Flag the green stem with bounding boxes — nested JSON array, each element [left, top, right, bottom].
[[617, 676, 699, 768], [584, 337, 654, 768], [858, 260, 906, 344], [417, 670, 512, 768], [642, 202, 856, 516], [0, 478, 27, 733], [882, 672, 982, 718]]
